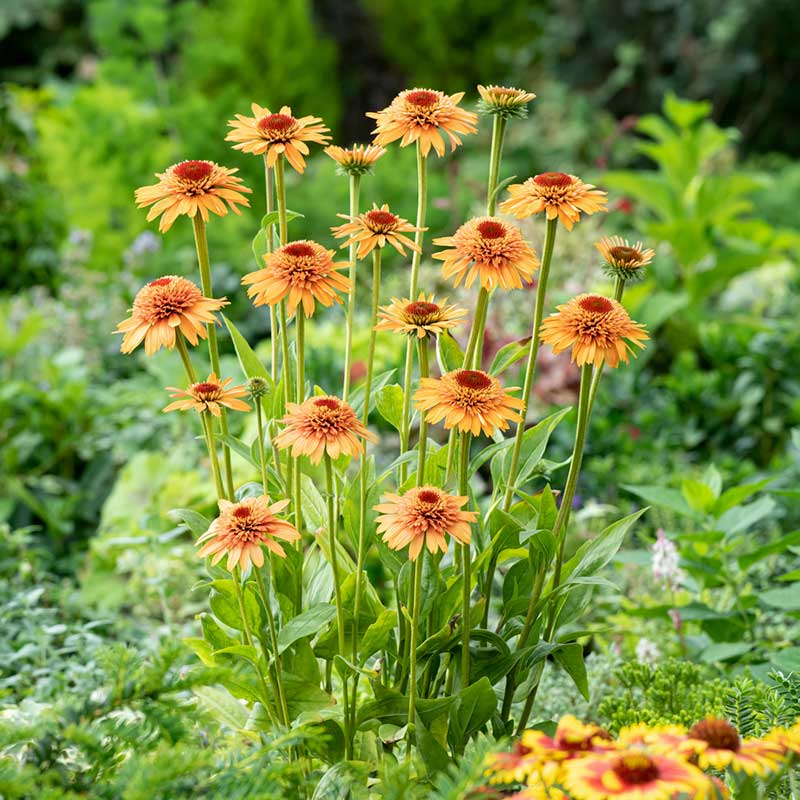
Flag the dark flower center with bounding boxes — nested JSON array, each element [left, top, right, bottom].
[[417, 489, 440, 504], [313, 397, 340, 410], [455, 369, 492, 390], [284, 242, 316, 258], [579, 295, 614, 314], [365, 209, 398, 227], [534, 172, 572, 188], [232, 506, 252, 519], [405, 301, 439, 318], [149, 277, 173, 287], [690, 718, 741, 752], [173, 160, 214, 181], [194, 382, 219, 394], [476, 220, 506, 239], [609, 245, 640, 262], [613, 754, 659, 784], [257, 113, 296, 133], [406, 90, 439, 107]]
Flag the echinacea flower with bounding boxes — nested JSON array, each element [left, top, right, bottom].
[[115, 275, 228, 356], [226, 103, 330, 173], [683, 718, 787, 777], [376, 293, 467, 338], [163, 373, 251, 416], [196, 496, 300, 570], [433, 217, 539, 291], [374, 485, 475, 560], [539, 294, 648, 368], [367, 88, 478, 157], [595, 236, 654, 282], [275, 395, 377, 464], [561, 750, 709, 800], [414, 369, 523, 437], [331, 203, 423, 258], [477, 84, 536, 118], [135, 160, 251, 233], [242, 240, 351, 317], [325, 143, 386, 176], [500, 172, 607, 231]]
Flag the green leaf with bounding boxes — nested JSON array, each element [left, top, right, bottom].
[[712, 478, 772, 516], [489, 336, 530, 376], [375, 384, 405, 432], [169, 508, 210, 536], [222, 315, 271, 381], [758, 585, 800, 611], [193, 686, 252, 732], [436, 331, 464, 374], [360, 609, 397, 663], [200, 613, 236, 651], [699, 642, 755, 663], [512, 407, 572, 486], [311, 763, 370, 800], [553, 643, 589, 700], [681, 478, 716, 513], [277, 603, 336, 653], [738, 530, 800, 570], [622, 484, 696, 518]]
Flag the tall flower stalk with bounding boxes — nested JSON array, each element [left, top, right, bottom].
[[457, 431, 472, 687], [342, 172, 361, 401]]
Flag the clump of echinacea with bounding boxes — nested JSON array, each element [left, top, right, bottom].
[[225, 103, 331, 173], [196, 496, 300, 570], [331, 203, 423, 259], [275, 395, 377, 464], [500, 171, 607, 230], [374, 486, 476, 560], [135, 160, 252, 233], [324, 144, 386, 176], [433, 216, 539, 291], [242, 240, 351, 318], [367, 87, 478, 157], [540, 294, 649, 368], [375, 294, 467, 339], [115, 275, 228, 356], [595, 235, 655, 283], [414, 368, 524, 437], [476, 84, 536, 119], [163, 373, 251, 416]]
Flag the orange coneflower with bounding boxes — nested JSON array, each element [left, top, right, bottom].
[[682, 718, 787, 778], [500, 172, 607, 231], [135, 160, 251, 233], [242, 240, 350, 317], [376, 293, 467, 339], [476, 84, 536, 118], [595, 235, 655, 282], [331, 203, 423, 259], [367, 88, 478, 157], [275, 395, 377, 464], [163, 373, 251, 416], [196, 496, 300, 571], [325, 143, 386, 176], [433, 217, 539, 291], [414, 369, 523, 437], [115, 275, 228, 356], [374, 486, 475, 560], [562, 750, 710, 800], [539, 294, 648, 368], [226, 103, 330, 173]]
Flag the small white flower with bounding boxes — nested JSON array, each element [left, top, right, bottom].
[[651, 528, 684, 591], [635, 637, 661, 666]]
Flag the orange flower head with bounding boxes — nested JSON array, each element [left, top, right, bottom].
[[500, 172, 607, 230], [595, 236, 655, 282], [376, 292, 467, 339], [135, 160, 251, 233], [562, 750, 710, 800], [374, 486, 475, 560], [331, 203, 424, 259], [366, 88, 478, 157], [433, 217, 539, 291], [325, 143, 386, 176], [163, 373, 251, 416], [226, 103, 330, 173], [275, 395, 377, 464], [196, 496, 300, 571], [115, 275, 228, 356], [414, 369, 523, 437], [477, 84, 536, 118], [540, 294, 648, 368], [242, 240, 351, 318], [521, 716, 616, 764], [684, 718, 787, 777]]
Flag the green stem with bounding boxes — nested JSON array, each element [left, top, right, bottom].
[[353, 248, 381, 666], [458, 432, 472, 687], [342, 173, 361, 402], [406, 551, 424, 761], [274, 156, 288, 246], [586, 276, 625, 418], [191, 215, 234, 500], [294, 311, 305, 537], [200, 412, 225, 501], [415, 341, 430, 484], [486, 116, 507, 216], [175, 332, 198, 383], [262, 155, 279, 384], [462, 287, 490, 370], [501, 218, 558, 512]]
